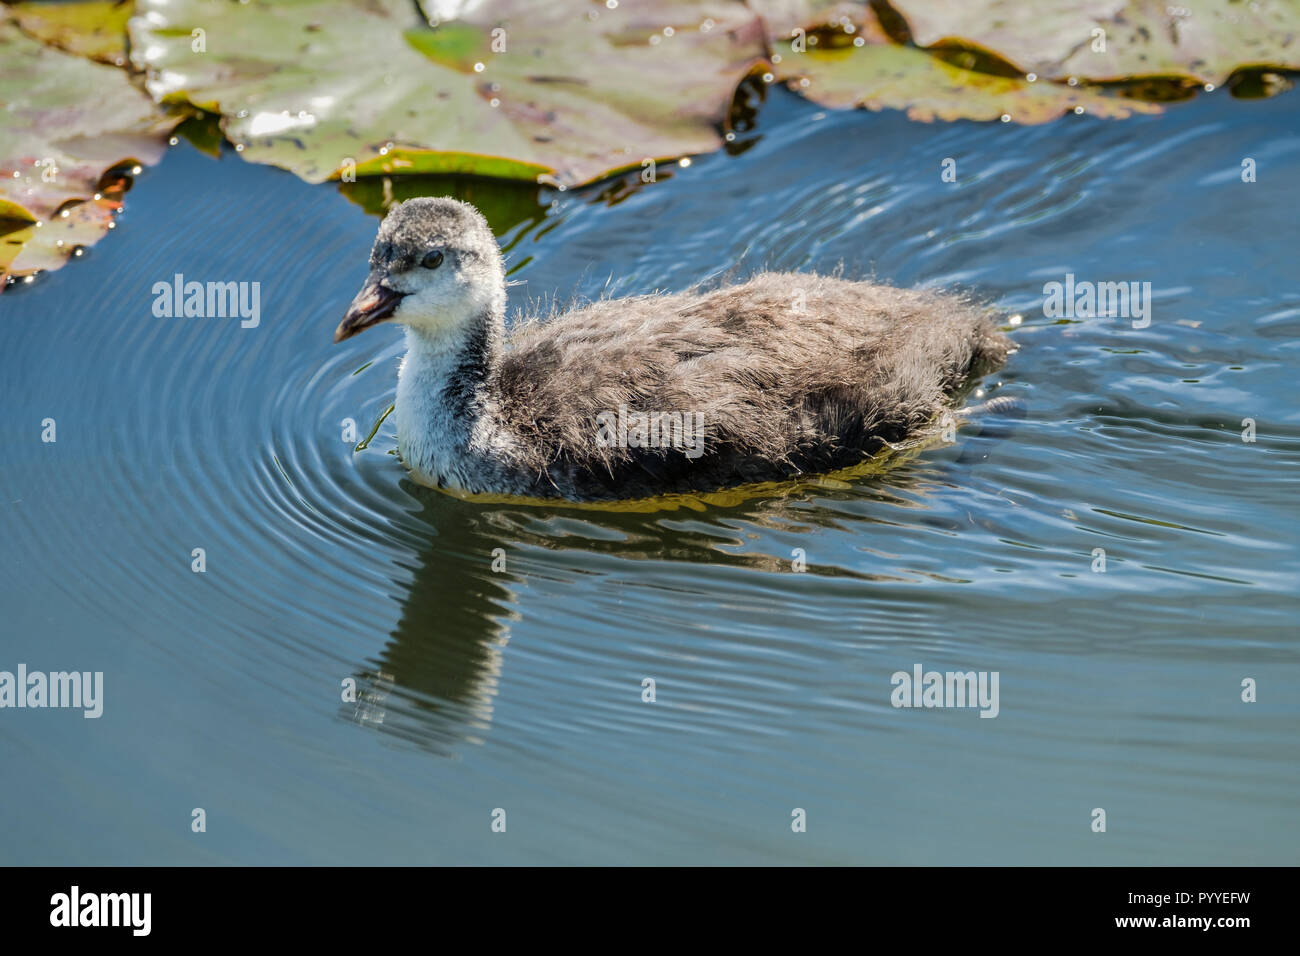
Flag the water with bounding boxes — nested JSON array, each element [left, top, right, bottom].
[[2, 87, 1297, 864]]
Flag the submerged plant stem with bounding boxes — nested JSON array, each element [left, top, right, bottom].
[[356, 403, 395, 451]]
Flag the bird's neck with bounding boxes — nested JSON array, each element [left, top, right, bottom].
[[395, 308, 505, 489]]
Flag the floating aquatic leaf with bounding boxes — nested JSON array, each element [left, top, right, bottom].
[[0, 222, 31, 274], [778, 35, 1163, 122], [3, 198, 118, 281], [0, 19, 176, 222], [338, 173, 544, 235], [757, 4, 1162, 122], [9, 0, 134, 67], [129, 0, 767, 187], [0, 18, 179, 282], [168, 109, 225, 158], [747, 0, 888, 43], [886, 0, 1300, 85]]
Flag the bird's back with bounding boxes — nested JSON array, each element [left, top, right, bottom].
[[490, 272, 1011, 499]]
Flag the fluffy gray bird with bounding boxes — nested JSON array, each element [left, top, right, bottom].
[[335, 197, 1013, 501]]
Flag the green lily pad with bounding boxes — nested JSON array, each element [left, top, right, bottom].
[[0, 221, 32, 274], [886, 0, 1300, 85], [9, 0, 134, 67], [129, 0, 767, 187], [776, 30, 1163, 122], [758, 6, 1162, 122], [338, 173, 544, 236]]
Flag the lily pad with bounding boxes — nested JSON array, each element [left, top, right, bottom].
[[776, 28, 1163, 122], [886, 0, 1300, 85], [0, 222, 31, 274], [338, 173, 544, 236], [747, 0, 891, 44], [3, 198, 119, 281], [0, 18, 179, 223], [759, 6, 1163, 122], [0, 18, 177, 282], [129, 0, 767, 187], [9, 0, 134, 67]]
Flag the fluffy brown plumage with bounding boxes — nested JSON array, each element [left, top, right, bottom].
[[335, 198, 1013, 501]]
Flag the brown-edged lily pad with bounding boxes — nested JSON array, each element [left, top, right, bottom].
[[758, 6, 1162, 122], [747, 0, 888, 44], [129, 0, 767, 187], [886, 0, 1300, 85], [0, 18, 180, 281], [3, 198, 119, 281], [9, 0, 134, 67], [777, 28, 1164, 121]]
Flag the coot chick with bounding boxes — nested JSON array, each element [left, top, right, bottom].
[[335, 198, 1012, 501]]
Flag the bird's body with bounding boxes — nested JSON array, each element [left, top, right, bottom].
[[336, 198, 1013, 502]]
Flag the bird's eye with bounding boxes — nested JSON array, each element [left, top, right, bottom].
[[421, 250, 444, 270]]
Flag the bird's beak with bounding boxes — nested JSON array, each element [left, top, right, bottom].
[[334, 273, 407, 343]]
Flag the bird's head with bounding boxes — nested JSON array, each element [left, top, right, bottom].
[[334, 197, 504, 343]]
